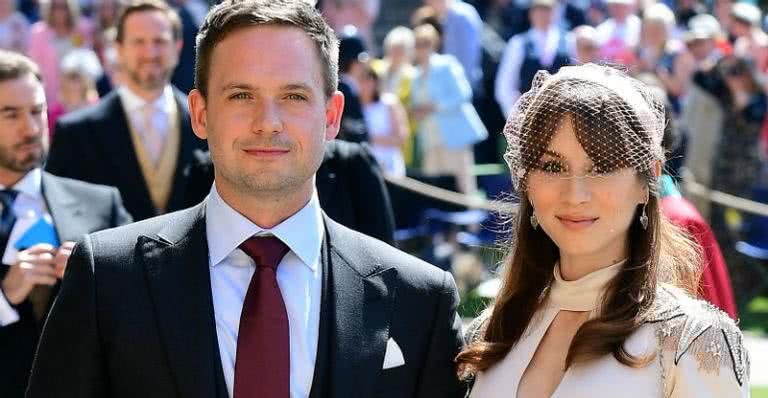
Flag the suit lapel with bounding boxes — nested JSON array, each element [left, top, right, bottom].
[[320, 216, 397, 398], [40, 172, 81, 242], [141, 204, 224, 398]]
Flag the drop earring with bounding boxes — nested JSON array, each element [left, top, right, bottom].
[[530, 213, 539, 230], [639, 203, 648, 230]]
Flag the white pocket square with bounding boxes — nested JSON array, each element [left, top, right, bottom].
[[382, 337, 405, 370]]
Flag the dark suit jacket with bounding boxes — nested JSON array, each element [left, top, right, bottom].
[[171, 4, 199, 95], [26, 203, 466, 398], [183, 140, 396, 245], [337, 78, 369, 143], [0, 172, 132, 398], [46, 89, 208, 221]]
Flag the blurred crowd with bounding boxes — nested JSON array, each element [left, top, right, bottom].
[[321, 0, 768, 312], [2, 0, 768, 309]]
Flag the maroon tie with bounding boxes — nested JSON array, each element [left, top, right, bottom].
[[234, 236, 291, 398]]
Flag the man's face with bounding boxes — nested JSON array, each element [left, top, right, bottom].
[[189, 25, 343, 199], [117, 10, 180, 92], [0, 74, 47, 175], [529, 6, 554, 29], [687, 38, 714, 61], [729, 19, 751, 37]]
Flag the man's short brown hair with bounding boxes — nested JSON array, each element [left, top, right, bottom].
[[0, 49, 42, 84], [115, 0, 183, 43], [194, 0, 339, 98]]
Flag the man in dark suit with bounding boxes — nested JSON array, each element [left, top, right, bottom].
[[46, 0, 207, 221], [169, 0, 204, 94], [27, 1, 466, 397], [336, 27, 369, 143], [0, 50, 132, 398], [184, 140, 397, 245]]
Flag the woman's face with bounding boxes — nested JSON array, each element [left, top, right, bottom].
[[358, 73, 376, 101], [386, 44, 408, 67], [60, 73, 88, 105], [414, 37, 434, 64], [49, 0, 71, 28], [641, 21, 668, 46], [526, 116, 647, 261], [575, 39, 600, 64]]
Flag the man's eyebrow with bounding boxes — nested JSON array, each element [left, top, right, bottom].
[[221, 83, 254, 92], [282, 83, 312, 92], [220, 82, 314, 92]]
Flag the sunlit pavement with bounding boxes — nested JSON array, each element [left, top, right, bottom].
[[746, 332, 768, 387]]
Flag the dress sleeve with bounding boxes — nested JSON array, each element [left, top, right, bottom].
[[670, 354, 750, 397], [653, 290, 751, 397]]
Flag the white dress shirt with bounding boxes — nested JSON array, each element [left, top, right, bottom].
[[118, 85, 175, 155], [495, 26, 564, 117], [205, 186, 324, 398], [0, 169, 55, 326]]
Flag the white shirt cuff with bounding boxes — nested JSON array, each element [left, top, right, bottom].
[[0, 286, 20, 326]]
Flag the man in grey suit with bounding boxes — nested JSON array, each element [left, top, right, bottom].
[[27, 1, 466, 397], [0, 50, 132, 398]]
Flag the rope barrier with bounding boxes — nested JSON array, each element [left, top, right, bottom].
[[384, 174, 512, 213], [384, 172, 768, 218], [682, 176, 768, 217]]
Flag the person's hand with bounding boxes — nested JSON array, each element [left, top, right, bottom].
[[54, 241, 76, 279], [0, 244, 59, 305]]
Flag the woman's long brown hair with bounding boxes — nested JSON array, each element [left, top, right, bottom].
[[455, 77, 702, 375]]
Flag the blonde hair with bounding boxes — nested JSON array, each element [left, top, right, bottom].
[[384, 26, 415, 56]]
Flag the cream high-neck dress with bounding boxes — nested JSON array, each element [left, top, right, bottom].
[[468, 262, 750, 398]]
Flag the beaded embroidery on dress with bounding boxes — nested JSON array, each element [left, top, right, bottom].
[[648, 285, 750, 387], [463, 285, 751, 394]]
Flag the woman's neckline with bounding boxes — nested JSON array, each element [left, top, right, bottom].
[[548, 259, 626, 312]]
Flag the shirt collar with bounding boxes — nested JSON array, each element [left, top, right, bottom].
[[205, 184, 324, 271], [118, 85, 175, 114], [0, 168, 42, 199]]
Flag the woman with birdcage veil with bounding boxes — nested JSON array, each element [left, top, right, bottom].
[[455, 63, 750, 397]]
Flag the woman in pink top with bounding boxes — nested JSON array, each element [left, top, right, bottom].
[[29, 0, 93, 108]]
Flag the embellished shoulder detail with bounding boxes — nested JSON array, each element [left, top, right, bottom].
[[464, 310, 491, 345], [646, 286, 750, 386]]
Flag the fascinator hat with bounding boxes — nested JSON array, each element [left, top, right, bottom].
[[502, 63, 666, 191]]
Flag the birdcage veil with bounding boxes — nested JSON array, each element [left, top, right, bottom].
[[503, 63, 667, 191]]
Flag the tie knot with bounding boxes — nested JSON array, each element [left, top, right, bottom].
[[239, 236, 289, 271], [0, 189, 18, 207]]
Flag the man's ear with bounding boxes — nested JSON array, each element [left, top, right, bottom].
[[188, 89, 208, 140], [324, 91, 344, 141]]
